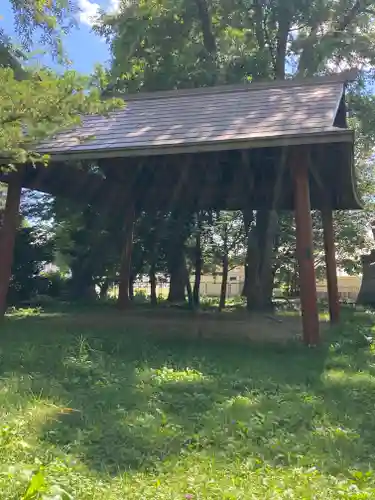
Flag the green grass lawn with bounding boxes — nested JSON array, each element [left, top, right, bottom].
[[1, 308, 375, 499]]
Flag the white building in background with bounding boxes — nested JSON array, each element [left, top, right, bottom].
[[316, 272, 361, 301], [42, 263, 60, 274], [197, 267, 244, 298], [195, 266, 362, 300]]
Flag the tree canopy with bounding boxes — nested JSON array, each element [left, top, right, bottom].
[[0, 67, 122, 167], [95, 0, 375, 91], [0, 1, 122, 168], [1, 0, 79, 64]]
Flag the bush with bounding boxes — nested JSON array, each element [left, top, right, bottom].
[[8, 225, 53, 305]]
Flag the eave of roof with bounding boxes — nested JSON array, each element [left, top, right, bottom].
[[43, 128, 354, 162]]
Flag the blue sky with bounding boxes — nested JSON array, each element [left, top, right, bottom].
[[1, 0, 113, 74]]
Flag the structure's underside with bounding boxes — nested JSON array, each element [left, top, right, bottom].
[[13, 140, 358, 212]]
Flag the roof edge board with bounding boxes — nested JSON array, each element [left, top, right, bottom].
[[44, 129, 354, 162], [118, 70, 359, 102], [330, 86, 345, 127]]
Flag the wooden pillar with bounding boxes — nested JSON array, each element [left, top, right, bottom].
[[291, 147, 320, 345], [0, 173, 22, 316], [117, 207, 135, 310], [322, 208, 340, 324]]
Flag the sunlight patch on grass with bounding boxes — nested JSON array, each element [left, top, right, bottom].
[[323, 369, 375, 387], [319, 312, 330, 321], [5, 306, 43, 317], [220, 394, 259, 419], [108, 455, 375, 499], [1, 396, 61, 433], [313, 425, 361, 441], [141, 366, 211, 385], [278, 310, 330, 322]]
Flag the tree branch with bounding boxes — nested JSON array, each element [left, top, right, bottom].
[[297, 24, 321, 76], [1, 112, 26, 126], [336, 0, 366, 33], [253, 0, 265, 50], [297, 0, 373, 76], [262, 10, 277, 76]]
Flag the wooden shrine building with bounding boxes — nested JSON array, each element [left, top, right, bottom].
[[0, 72, 361, 345]]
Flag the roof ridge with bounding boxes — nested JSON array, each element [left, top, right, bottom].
[[116, 70, 358, 102]]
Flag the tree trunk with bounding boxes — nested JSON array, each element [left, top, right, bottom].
[[185, 265, 195, 310], [257, 209, 279, 310], [245, 240, 260, 310], [117, 209, 134, 309], [245, 210, 274, 311], [291, 265, 299, 297], [168, 257, 186, 302], [0, 173, 22, 316], [194, 0, 216, 55], [166, 211, 188, 303], [246, 147, 287, 311], [69, 263, 97, 301], [150, 262, 157, 305], [242, 209, 255, 305], [274, 8, 290, 79], [241, 264, 248, 297], [193, 231, 202, 306], [357, 251, 375, 306], [219, 254, 229, 311], [129, 275, 135, 301]]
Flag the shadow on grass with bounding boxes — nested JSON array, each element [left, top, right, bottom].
[[1, 307, 375, 476]]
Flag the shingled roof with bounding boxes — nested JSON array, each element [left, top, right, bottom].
[[37, 73, 355, 160]]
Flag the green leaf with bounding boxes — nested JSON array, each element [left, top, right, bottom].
[[22, 470, 46, 499]]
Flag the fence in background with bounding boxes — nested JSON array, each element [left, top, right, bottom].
[[110, 277, 362, 301], [111, 280, 244, 299]]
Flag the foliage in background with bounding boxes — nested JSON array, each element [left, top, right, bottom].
[[0, 0, 122, 167], [7, 221, 53, 305], [0, 0, 80, 86], [96, 0, 375, 88], [53, 199, 124, 299], [8, 0, 77, 51]]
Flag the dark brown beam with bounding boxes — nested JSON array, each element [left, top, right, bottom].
[[322, 208, 340, 324], [0, 172, 22, 316], [291, 146, 320, 345]]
